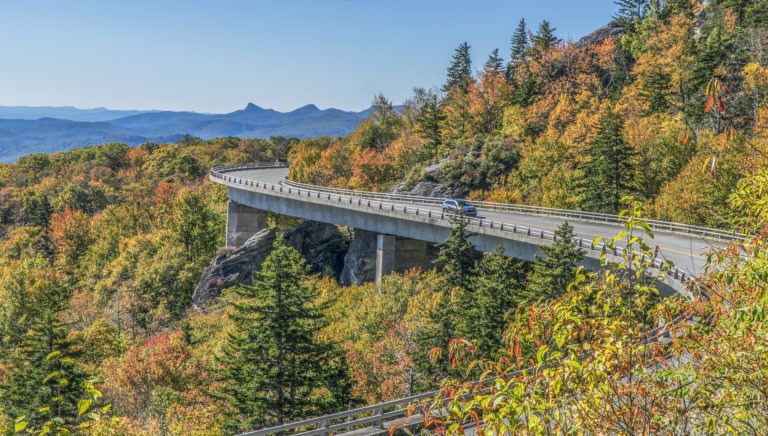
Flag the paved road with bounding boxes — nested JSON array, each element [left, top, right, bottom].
[[230, 167, 724, 277]]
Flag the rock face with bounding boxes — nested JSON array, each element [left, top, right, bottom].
[[574, 20, 624, 50], [192, 228, 276, 308], [192, 221, 348, 308], [283, 220, 348, 277], [338, 229, 378, 286], [408, 181, 468, 199]]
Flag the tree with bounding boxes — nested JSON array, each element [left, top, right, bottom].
[[215, 236, 350, 433], [437, 213, 476, 293], [411, 88, 446, 160], [614, 0, 650, 32], [0, 260, 90, 431], [526, 221, 584, 298], [456, 245, 532, 358], [168, 190, 222, 262], [531, 20, 560, 53], [579, 110, 636, 213], [506, 18, 528, 81], [485, 48, 504, 73], [444, 42, 472, 91]]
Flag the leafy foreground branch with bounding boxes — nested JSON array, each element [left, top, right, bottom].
[[412, 183, 768, 435]]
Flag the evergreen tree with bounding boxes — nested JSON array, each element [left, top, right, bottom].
[[614, 0, 651, 32], [485, 48, 504, 73], [506, 18, 528, 81], [579, 110, 636, 213], [413, 214, 477, 388], [413, 89, 446, 160], [526, 221, 584, 299], [531, 20, 560, 52], [215, 236, 350, 434], [456, 245, 532, 358], [444, 42, 472, 91], [0, 259, 89, 431], [437, 213, 476, 293]]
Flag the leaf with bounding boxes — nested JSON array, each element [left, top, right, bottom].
[[682, 131, 689, 144], [705, 96, 714, 113], [14, 419, 27, 433], [555, 334, 566, 349], [78, 398, 92, 416], [46, 351, 61, 361]]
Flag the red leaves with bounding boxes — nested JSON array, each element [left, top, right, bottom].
[[705, 96, 714, 113]]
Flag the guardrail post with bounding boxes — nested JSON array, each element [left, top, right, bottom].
[[527, 228, 531, 236], [373, 407, 384, 428]]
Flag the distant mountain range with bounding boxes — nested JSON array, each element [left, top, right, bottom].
[[0, 103, 374, 163]]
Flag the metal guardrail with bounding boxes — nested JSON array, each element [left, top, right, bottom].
[[214, 162, 744, 242], [280, 179, 743, 242], [210, 163, 708, 287], [209, 163, 718, 436]]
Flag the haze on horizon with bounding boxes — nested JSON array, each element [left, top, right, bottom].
[[0, 0, 618, 113]]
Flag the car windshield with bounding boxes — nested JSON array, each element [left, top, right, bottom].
[[456, 199, 471, 206]]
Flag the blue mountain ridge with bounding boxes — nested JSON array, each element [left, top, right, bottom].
[[0, 103, 379, 163]]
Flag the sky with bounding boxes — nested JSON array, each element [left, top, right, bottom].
[[0, 0, 619, 113]]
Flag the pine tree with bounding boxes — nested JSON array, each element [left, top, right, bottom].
[[215, 236, 350, 434], [506, 18, 528, 81], [413, 89, 446, 160], [456, 245, 532, 358], [579, 110, 636, 213], [485, 48, 504, 73], [413, 214, 477, 388], [437, 213, 476, 293], [444, 42, 472, 91], [531, 20, 560, 52], [0, 259, 89, 431], [614, 0, 650, 32], [526, 221, 584, 299]]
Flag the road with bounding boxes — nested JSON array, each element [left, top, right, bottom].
[[230, 166, 724, 277]]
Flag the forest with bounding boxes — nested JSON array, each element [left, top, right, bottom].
[[1, 0, 768, 434]]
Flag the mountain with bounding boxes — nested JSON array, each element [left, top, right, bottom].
[[0, 106, 156, 122], [0, 103, 374, 163]]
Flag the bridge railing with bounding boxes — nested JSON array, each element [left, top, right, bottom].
[[210, 164, 702, 286], [279, 179, 742, 242], [211, 163, 744, 242]]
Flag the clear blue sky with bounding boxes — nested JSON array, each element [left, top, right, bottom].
[[0, 0, 618, 113]]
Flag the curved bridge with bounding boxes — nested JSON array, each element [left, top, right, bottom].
[[210, 162, 741, 435], [210, 163, 741, 297]]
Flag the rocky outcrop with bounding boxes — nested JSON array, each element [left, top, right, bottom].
[[574, 20, 624, 50], [338, 229, 378, 286], [408, 181, 468, 199], [283, 220, 348, 277], [193, 221, 349, 308], [192, 228, 276, 308]]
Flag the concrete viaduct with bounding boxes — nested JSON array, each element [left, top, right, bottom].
[[211, 163, 740, 297]]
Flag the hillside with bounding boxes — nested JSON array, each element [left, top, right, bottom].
[[0, 103, 373, 163], [0, 0, 767, 434]]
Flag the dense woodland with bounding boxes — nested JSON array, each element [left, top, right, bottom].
[[1, 0, 768, 434]]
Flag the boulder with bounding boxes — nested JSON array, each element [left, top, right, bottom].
[[193, 221, 349, 308], [408, 181, 468, 199], [283, 220, 348, 277], [192, 228, 276, 308]]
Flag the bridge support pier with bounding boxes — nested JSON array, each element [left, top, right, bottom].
[[376, 235, 427, 283], [226, 201, 267, 248]]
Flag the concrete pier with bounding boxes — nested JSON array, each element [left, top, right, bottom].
[[376, 235, 428, 283], [375, 234, 396, 283], [226, 201, 267, 248]]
